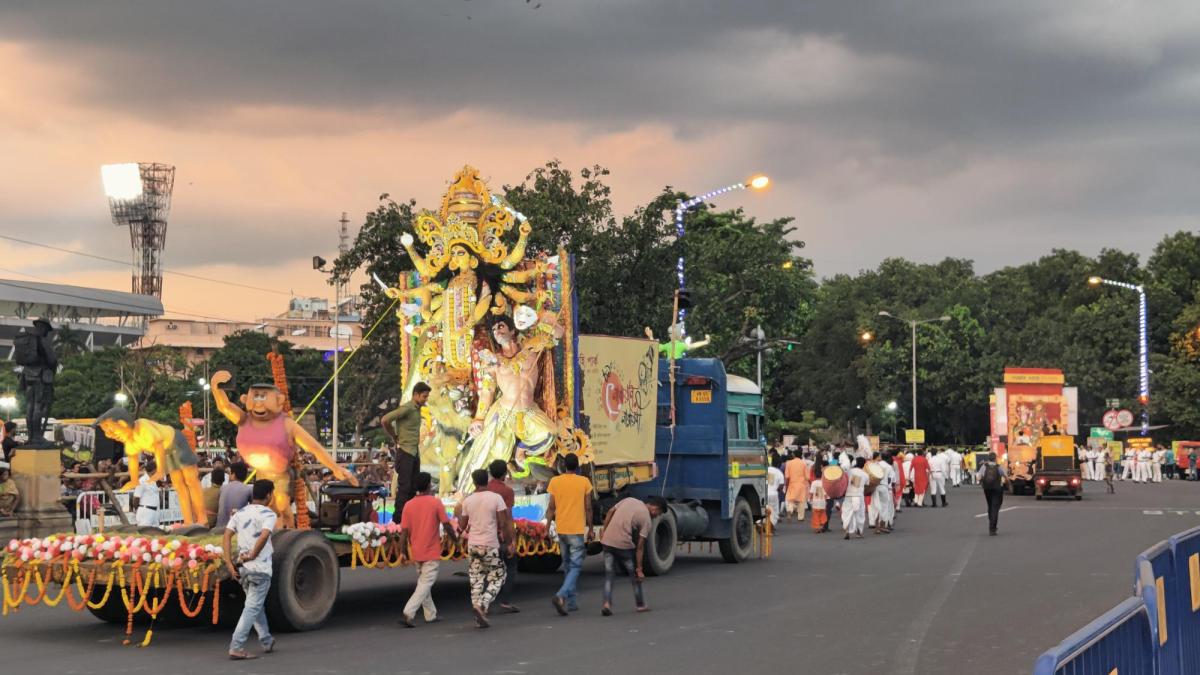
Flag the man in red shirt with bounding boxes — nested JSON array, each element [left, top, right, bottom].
[[397, 472, 456, 627], [482, 459, 519, 613]]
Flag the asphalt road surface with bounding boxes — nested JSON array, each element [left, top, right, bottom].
[[4, 479, 1198, 675]]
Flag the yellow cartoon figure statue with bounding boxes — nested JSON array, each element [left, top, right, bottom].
[[97, 407, 207, 527]]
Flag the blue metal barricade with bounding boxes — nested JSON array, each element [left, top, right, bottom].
[[1136, 540, 1178, 674], [1033, 596, 1156, 675], [1169, 525, 1200, 673]]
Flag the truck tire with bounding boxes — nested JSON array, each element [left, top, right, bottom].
[[265, 530, 339, 632], [517, 553, 562, 574], [643, 512, 677, 577], [719, 497, 755, 564], [1074, 494, 1082, 501], [86, 584, 130, 624]]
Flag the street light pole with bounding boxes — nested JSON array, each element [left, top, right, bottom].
[[674, 174, 770, 331], [877, 311, 952, 430], [1088, 276, 1151, 435]]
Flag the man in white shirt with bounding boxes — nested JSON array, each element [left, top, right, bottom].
[[867, 453, 895, 535], [224, 479, 277, 659], [1137, 447, 1154, 483], [928, 448, 949, 508], [1151, 446, 1165, 483], [947, 448, 963, 487], [1091, 447, 1106, 482], [842, 458, 870, 540], [133, 461, 160, 527], [1121, 448, 1135, 481], [766, 460, 785, 527]]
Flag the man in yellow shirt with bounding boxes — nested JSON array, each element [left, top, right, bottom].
[[545, 453, 593, 615]]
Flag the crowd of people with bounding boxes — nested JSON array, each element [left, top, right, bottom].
[[765, 443, 988, 539]]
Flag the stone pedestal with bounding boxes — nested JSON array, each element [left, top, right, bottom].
[[11, 444, 73, 539]]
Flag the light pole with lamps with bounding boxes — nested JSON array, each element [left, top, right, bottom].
[[673, 174, 770, 329], [876, 311, 951, 430], [886, 400, 899, 441], [1088, 276, 1150, 435]]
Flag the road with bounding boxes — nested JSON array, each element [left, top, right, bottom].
[[3, 479, 1198, 674]]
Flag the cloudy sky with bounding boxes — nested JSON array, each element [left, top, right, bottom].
[[1, 1, 1198, 321]]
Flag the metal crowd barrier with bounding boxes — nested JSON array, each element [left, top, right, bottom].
[[1168, 526, 1200, 673], [1035, 525, 1200, 673], [73, 488, 184, 534], [1136, 540, 1178, 674], [1032, 596, 1155, 675]]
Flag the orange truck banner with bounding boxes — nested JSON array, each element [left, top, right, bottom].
[[577, 335, 659, 466]]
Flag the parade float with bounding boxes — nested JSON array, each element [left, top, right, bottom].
[[2, 165, 771, 641]]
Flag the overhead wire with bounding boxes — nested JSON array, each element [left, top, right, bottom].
[[0, 233, 296, 297]]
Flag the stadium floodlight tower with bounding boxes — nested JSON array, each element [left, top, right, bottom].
[[101, 162, 176, 298]]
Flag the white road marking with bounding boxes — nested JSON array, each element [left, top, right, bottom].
[[974, 506, 1020, 518], [893, 536, 978, 675]]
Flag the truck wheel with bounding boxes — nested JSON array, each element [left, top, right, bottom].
[[516, 553, 562, 574], [265, 530, 339, 632], [86, 584, 131, 624], [643, 512, 677, 576], [1074, 495, 1082, 501], [719, 497, 755, 564]]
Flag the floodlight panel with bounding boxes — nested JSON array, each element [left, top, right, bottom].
[[101, 163, 144, 200]]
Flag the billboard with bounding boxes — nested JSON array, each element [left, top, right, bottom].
[[577, 335, 658, 466]]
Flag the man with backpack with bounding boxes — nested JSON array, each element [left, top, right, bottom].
[[977, 452, 1008, 536]]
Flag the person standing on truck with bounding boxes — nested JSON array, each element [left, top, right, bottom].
[[842, 458, 869, 540], [482, 459, 520, 614], [224, 479, 277, 660], [977, 453, 1008, 536], [456, 469, 511, 628], [598, 495, 665, 615], [133, 460, 160, 527], [381, 382, 431, 516], [546, 453, 594, 616], [397, 472, 457, 628]]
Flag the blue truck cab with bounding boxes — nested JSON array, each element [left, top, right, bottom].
[[628, 358, 768, 573]]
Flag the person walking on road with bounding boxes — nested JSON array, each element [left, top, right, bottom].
[[397, 472, 457, 628], [1103, 452, 1116, 494], [809, 478, 829, 533], [546, 453, 593, 616], [456, 469, 511, 628], [977, 453, 1008, 536], [598, 496, 665, 615], [928, 448, 948, 508], [910, 450, 930, 507], [783, 452, 810, 523], [224, 479, 277, 660], [842, 458, 869, 540], [482, 459, 520, 614]]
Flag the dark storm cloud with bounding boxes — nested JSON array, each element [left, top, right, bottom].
[[2, 0, 1198, 275], [5, 1, 1195, 142]]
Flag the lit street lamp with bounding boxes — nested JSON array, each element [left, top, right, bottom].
[[885, 400, 899, 440], [876, 311, 951, 430], [674, 174, 770, 330], [114, 391, 129, 405], [1088, 276, 1150, 434]]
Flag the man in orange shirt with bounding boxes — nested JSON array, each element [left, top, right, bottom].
[[545, 453, 593, 615], [783, 453, 810, 522]]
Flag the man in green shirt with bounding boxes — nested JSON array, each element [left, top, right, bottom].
[[382, 382, 431, 515]]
